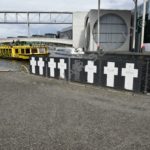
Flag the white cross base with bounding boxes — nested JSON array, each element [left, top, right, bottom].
[[37, 57, 45, 75], [48, 58, 56, 77], [30, 57, 36, 74], [122, 63, 138, 90], [58, 59, 67, 79], [85, 61, 97, 83], [104, 62, 118, 87]]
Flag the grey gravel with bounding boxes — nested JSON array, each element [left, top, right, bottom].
[[0, 72, 150, 150]]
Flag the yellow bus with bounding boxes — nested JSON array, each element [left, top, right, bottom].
[[0, 45, 49, 60]]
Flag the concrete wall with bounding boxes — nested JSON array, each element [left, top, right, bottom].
[[73, 9, 131, 52], [88, 10, 131, 52], [73, 12, 88, 49]]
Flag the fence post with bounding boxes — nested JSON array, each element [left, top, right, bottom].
[[144, 60, 149, 93], [45, 57, 48, 78], [68, 57, 71, 82]]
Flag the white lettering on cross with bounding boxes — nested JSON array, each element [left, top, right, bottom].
[[104, 62, 118, 87], [48, 58, 56, 77], [30, 57, 36, 74], [37, 57, 45, 75], [58, 59, 67, 79], [122, 63, 138, 90], [85, 61, 97, 83]]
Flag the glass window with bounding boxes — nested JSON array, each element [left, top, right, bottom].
[[38, 48, 45, 53], [31, 48, 37, 53], [26, 49, 30, 54], [15, 49, 18, 53], [21, 49, 24, 54]]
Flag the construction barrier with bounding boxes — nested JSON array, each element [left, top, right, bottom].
[[29, 54, 150, 93]]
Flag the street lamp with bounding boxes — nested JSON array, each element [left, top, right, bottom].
[[141, 0, 147, 51], [97, 0, 101, 50], [132, 0, 138, 51]]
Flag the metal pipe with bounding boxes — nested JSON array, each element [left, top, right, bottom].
[[27, 13, 30, 37], [144, 59, 149, 93], [97, 0, 101, 49], [141, 0, 147, 51], [133, 0, 138, 50], [39, 13, 40, 23], [16, 13, 18, 22]]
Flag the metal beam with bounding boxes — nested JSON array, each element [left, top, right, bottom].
[[0, 11, 73, 24], [0, 11, 73, 14], [97, 0, 101, 49], [133, 0, 138, 50], [0, 22, 72, 24]]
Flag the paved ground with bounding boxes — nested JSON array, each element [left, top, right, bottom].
[[0, 72, 150, 150]]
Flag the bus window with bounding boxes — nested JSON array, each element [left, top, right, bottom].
[[26, 49, 30, 54], [15, 49, 18, 53], [31, 48, 37, 54], [21, 49, 24, 54]]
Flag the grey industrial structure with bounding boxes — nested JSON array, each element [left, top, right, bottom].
[[73, 9, 131, 52], [58, 26, 72, 39]]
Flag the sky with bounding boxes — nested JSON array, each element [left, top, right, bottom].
[[0, 0, 143, 38]]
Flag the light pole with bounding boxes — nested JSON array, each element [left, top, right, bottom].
[[141, 0, 147, 51], [97, 0, 101, 50], [133, 0, 138, 51]]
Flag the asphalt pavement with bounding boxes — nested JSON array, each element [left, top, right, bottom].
[[0, 72, 150, 150]]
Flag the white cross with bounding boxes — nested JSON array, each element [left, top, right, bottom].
[[104, 62, 118, 87], [122, 63, 138, 90], [37, 57, 45, 75], [48, 58, 56, 77], [85, 61, 97, 83], [30, 57, 36, 74], [58, 59, 67, 79]]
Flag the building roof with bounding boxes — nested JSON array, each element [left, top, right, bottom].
[[60, 26, 72, 32]]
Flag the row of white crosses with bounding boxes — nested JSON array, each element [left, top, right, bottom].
[[31, 58, 139, 91], [85, 61, 138, 91], [30, 57, 97, 82], [104, 62, 139, 90], [30, 57, 67, 79], [48, 58, 67, 79], [30, 57, 45, 75]]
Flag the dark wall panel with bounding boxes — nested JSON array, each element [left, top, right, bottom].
[[29, 54, 150, 93], [70, 58, 100, 85], [47, 57, 69, 80], [30, 56, 47, 77]]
